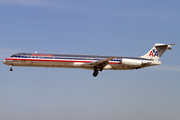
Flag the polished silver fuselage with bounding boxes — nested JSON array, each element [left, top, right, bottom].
[[3, 43, 174, 77], [3, 53, 150, 70]]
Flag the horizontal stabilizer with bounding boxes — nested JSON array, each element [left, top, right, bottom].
[[140, 43, 176, 61], [155, 43, 176, 50]]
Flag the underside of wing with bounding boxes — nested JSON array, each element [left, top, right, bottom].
[[80, 57, 116, 70]]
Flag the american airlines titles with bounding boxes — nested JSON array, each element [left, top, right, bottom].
[[31, 54, 54, 57]]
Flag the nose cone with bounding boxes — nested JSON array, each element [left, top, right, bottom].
[[3, 60, 6, 64]]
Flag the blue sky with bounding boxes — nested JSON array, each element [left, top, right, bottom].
[[0, 0, 180, 120]]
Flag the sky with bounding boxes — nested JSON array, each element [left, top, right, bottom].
[[0, 0, 180, 120]]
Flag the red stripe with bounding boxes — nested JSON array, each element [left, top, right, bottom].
[[5, 58, 120, 64]]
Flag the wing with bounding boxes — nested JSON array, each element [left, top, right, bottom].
[[81, 57, 116, 70]]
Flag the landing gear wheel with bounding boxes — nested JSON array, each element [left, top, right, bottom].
[[93, 70, 98, 77], [10, 66, 13, 71]]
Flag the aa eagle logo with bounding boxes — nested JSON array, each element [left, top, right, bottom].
[[149, 49, 158, 57]]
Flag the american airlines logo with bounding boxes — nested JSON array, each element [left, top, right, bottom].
[[149, 49, 158, 57], [31, 54, 54, 57]]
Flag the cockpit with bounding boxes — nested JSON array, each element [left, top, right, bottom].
[[11, 54, 17, 57], [10, 53, 26, 58]]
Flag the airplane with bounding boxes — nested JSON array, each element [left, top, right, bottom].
[[3, 43, 176, 77]]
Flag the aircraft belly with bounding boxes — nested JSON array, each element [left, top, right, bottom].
[[9, 60, 75, 68], [5, 60, 145, 70], [111, 64, 133, 70]]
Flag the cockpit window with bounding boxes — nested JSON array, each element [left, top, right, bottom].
[[11, 54, 16, 57]]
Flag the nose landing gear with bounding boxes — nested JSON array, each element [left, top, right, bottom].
[[10, 66, 13, 71]]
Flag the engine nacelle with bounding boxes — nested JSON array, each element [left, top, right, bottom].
[[121, 58, 151, 67]]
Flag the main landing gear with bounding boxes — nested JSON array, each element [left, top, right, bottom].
[[93, 70, 98, 77]]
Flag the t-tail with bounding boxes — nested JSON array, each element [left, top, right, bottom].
[[140, 43, 176, 61]]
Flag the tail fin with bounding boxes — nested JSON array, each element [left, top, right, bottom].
[[140, 43, 176, 61]]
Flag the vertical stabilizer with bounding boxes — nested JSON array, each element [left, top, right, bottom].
[[140, 43, 176, 61]]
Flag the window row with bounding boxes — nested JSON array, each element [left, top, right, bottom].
[[12, 56, 120, 61]]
